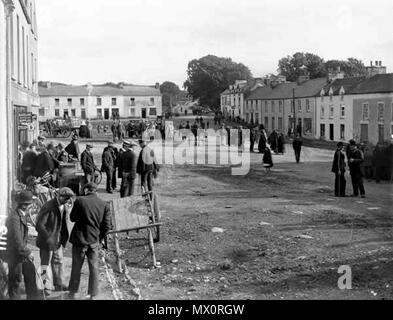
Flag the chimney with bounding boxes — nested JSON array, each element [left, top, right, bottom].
[[370, 61, 373, 67], [155, 82, 160, 90], [87, 82, 93, 95], [379, 61, 382, 66], [375, 60, 378, 66]]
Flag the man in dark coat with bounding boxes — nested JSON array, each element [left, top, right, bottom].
[[6, 191, 38, 300], [374, 142, 389, 183], [21, 144, 38, 183], [65, 135, 80, 161], [101, 142, 116, 194], [137, 140, 159, 199], [348, 139, 366, 198], [68, 183, 112, 300], [292, 134, 303, 163], [81, 144, 97, 184], [36, 187, 75, 295], [33, 146, 55, 178], [331, 142, 347, 197], [258, 125, 267, 153], [277, 132, 285, 154], [250, 126, 256, 153], [120, 140, 138, 198]]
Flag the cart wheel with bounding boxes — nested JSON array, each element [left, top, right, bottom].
[[152, 193, 161, 243], [94, 170, 103, 185]]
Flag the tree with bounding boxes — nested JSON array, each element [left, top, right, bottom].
[[184, 55, 252, 113], [160, 81, 181, 113], [325, 58, 367, 77], [278, 52, 326, 81]]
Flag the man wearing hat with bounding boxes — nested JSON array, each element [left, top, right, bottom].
[[119, 140, 138, 197], [101, 141, 117, 194], [332, 142, 347, 197], [348, 139, 366, 198], [137, 139, 159, 199], [33, 143, 55, 179], [35, 187, 75, 295], [68, 183, 112, 300], [65, 134, 80, 161], [81, 144, 98, 184], [37, 136, 46, 149], [6, 191, 38, 300]]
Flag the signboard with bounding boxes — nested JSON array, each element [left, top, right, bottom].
[[18, 112, 33, 125]]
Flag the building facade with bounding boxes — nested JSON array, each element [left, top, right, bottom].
[[38, 82, 163, 121]]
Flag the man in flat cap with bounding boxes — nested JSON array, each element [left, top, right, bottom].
[[35, 187, 75, 295], [101, 141, 118, 194], [348, 139, 366, 198], [119, 140, 138, 198], [68, 183, 112, 300], [332, 142, 347, 197], [6, 191, 38, 300], [81, 144, 98, 184]]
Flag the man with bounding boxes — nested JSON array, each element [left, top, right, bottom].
[[249, 126, 256, 153], [33, 144, 55, 179], [292, 134, 303, 163], [258, 125, 267, 154], [6, 191, 38, 300], [111, 122, 118, 142], [37, 136, 46, 150], [68, 183, 112, 300], [36, 187, 75, 295], [331, 142, 347, 197], [81, 144, 97, 184], [120, 140, 138, 198], [101, 142, 117, 194], [348, 139, 366, 198], [65, 135, 80, 161], [137, 139, 159, 198], [21, 143, 38, 184]]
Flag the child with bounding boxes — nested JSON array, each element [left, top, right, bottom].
[[263, 147, 274, 173]]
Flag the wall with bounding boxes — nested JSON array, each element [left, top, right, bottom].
[[353, 93, 393, 145]]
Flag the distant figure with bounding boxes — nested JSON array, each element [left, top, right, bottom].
[[81, 144, 97, 184], [292, 134, 303, 163], [277, 132, 285, 154], [137, 139, 159, 199], [258, 125, 267, 153], [119, 140, 138, 198], [348, 139, 365, 198], [263, 147, 274, 172], [65, 135, 80, 161], [331, 142, 346, 197]]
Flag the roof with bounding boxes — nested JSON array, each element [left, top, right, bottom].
[[39, 83, 161, 97], [247, 77, 328, 100], [321, 77, 365, 96], [350, 73, 393, 94]]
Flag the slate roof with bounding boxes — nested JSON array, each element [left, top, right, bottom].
[[320, 77, 365, 96], [350, 73, 393, 94], [39, 83, 161, 97]]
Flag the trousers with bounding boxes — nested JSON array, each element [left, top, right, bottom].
[[351, 173, 365, 196], [334, 172, 346, 197], [39, 247, 64, 289], [8, 259, 38, 300], [120, 173, 135, 198]]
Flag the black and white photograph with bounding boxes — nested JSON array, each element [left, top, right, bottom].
[[0, 0, 392, 308]]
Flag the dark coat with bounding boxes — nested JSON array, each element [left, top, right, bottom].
[[69, 194, 112, 246], [21, 150, 38, 183], [263, 148, 273, 167], [101, 147, 116, 171], [120, 149, 137, 178], [33, 150, 55, 178], [65, 141, 80, 160], [6, 209, 31, 263], [35, 198, 69, 251], [332, 149, 346, 173], [292, 137, 303, 151], [348, 148, 364, 176], [81, 150, 96, 174]]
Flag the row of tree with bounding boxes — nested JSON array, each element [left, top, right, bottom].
[[162, 52, 368, 113]]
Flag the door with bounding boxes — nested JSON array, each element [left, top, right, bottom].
[[142, 108, 147, 119], [360, 124, 368, 142], [104, 109, 110, 120], [329, 124, 334, 141], [378, 124, 384, 143]]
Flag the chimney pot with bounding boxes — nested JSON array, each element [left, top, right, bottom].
[[155, 82, 160, 90], [375, 60, 378, 66], [379, 61, 382, 66]]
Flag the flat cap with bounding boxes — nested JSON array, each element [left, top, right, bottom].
[[59, 187, 75, 198], [337, 142, 344, 147], [86, 144, 93, 148], [349, 139, 356, 146], [17, 191, 34, 204], [83, 182, 98, 192]]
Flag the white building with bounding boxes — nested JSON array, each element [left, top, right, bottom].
[[38, 82, 163, 121]]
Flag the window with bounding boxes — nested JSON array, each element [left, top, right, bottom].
[[255, 113, 259, 123], [362, 103, 369, 121], [378, 102, 385, 121], [329, 94, 333, 102], [304, 118, 312, 135], [340, 105, 345, 118], [271, 101, 275, 113], [55, 98, 59, 107], [112, 98, 117, 106], [63, 109, 69, 118], [265, 101, 268, 113], [298, 100, 302, 112], [39, 108, 45, 117], [149, 108, 157, 116], [306, 99, 310, 112], [291, 100, 295, 114], [329, 105, 334, 118], [130, 98, 136, 106], [97, 98, 102, 106], [320, 124, 325, 137], [278, 117, 283, 131], [97, 108, 102, 118], [130, 108, 135, 117], [80, 98, 85, 106], [279, 100, 283, 113], [340, 124, 345, 140], [360, 124, 368, 142], [67, 98, 72, 106], [150, 98, 155, 106], [321, 105, 325, 118], [71, 109, 76, 117], [271, 117, 275, 130], [264, 117, 269, 129], [81, 109, 86, 119], [55, 109, 59, 117]]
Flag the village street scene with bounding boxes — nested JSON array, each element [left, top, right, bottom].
[[0, 0, 392, 304]]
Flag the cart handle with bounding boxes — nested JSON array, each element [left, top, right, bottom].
[[107, 223, 162, 235]]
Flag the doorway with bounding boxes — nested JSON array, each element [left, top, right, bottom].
[[329, 124, 334, 141], [142, 108, 147, 119], [104, 109, 110, 120], [378, 124, 385, 143]]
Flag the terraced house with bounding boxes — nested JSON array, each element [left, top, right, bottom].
[[38, 82, 163, 121]]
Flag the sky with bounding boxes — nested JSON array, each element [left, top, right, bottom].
[[37, 0, 393, 88]]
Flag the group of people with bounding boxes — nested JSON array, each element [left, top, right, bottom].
[[4, 182, 112, 300]]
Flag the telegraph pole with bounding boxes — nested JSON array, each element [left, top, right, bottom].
[[292, 88, 296, 136]]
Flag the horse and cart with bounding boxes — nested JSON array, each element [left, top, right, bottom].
[[40, 118, 82, 138]]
